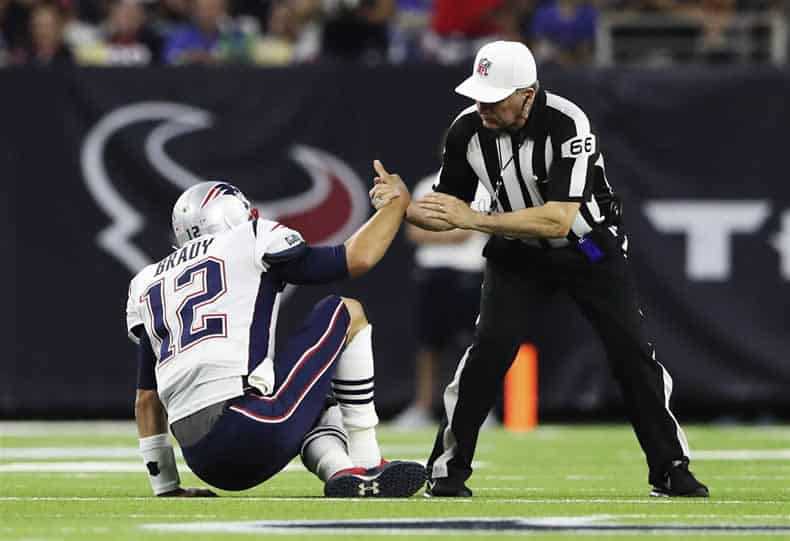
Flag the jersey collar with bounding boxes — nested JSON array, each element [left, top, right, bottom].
[[522, 88, 547, 138]]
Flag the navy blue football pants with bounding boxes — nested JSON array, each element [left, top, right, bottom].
[[180, 296, 350, 491]]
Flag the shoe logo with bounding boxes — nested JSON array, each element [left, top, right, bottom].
[[358, 481, 380, 496]]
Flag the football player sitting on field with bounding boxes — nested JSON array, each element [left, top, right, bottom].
[[127, 161, 425, 497]]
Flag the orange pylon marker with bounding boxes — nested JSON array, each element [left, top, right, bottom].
[[503, 343, 538, 432]]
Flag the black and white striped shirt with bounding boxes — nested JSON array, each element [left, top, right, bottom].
[[435, 89, 617, 249]]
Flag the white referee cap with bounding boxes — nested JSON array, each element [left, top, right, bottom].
[[455, 41, 538, 104]]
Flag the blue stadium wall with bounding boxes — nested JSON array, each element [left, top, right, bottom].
[[1, 65, 788, 420]]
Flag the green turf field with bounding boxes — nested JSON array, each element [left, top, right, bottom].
[[1, 422, 789, 540]]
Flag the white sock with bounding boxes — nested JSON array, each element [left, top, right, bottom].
[[348, 429, 380, 468], [332, 324, 381, 468], [305, 436, 353, 482], [300, 405, 354, 482]]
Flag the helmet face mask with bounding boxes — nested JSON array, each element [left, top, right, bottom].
[[172, 182, 254, 247]]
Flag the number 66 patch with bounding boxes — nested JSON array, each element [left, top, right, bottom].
[[561, 134, 597, 158]]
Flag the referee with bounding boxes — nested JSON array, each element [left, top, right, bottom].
[[405, 41, 709, 498]]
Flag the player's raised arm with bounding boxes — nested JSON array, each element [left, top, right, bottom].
[[343, 160, 411, 277]]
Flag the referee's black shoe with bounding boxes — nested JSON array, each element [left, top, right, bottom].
[[424, 478, 472, 498], [650, 460, 709, 497]]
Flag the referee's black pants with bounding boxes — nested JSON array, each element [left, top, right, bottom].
[[426, 233, 690, 487]]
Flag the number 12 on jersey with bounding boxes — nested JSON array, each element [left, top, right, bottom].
[[140, 258, 228, 363]]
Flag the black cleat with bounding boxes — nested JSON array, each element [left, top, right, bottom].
[[650, 460, 709, 498], [424, 477, 473, 498], [324, 460, 426, 498]]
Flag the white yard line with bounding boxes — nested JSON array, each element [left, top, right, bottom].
[[694, 450, 790, 460], [0, 447, 179, 459], [0, 422, 136, 436], [0, 462, 188, 473], [2, 496, 789, 505], [0, 461, 301, 473], [0, 447, 490, 473], [474, 488, 546, 492], [709, 475, 790, 480], [479, 475, 529, 481]]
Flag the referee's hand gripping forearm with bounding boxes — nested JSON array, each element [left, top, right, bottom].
[[405, 191, 457, 232]]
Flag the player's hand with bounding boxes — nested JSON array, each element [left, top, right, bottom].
[[158, 487, 217, 497], [418, 192, 478, 230], [369, 183, 401, 210], [372, 160, 410, 210]]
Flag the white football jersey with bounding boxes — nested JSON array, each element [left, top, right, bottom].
[[126, 218, 305, 423]]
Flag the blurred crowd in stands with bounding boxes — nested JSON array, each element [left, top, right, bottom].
[[0, 0, 786, 67]]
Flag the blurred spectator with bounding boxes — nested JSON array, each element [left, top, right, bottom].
[[318, 0, 395, 64], [233, 0, 271, 21], [421, 0, 524, 64], [519, 0, 554, 34], [1, 0, 785, 67], [601, 1, 701, 65], [431, 0, 504, 36], [686, 0, 737, 62], [59, 0, 101, 50], [252, 0, 298, 64], [77, 0, 162, 65], [164, 0, 254, 64], [389, 0, 431, 62], [12, 1, 74, 65], [157, 0, 192, 30], [604, 0, 683, 10], [599, 0, 785, 65], [527, 0, 598, 65], [604, 0, 782, 13], [736, 0, 783, 10]]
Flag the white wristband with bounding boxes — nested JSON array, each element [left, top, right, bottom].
[[139, 434, 180, 495]]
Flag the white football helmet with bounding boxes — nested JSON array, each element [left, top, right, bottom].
[[172, 182, 258, 247]]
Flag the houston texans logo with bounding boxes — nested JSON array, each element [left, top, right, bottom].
[[80, 102, 369, 273]]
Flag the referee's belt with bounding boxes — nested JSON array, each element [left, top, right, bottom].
[[514, 231, 608, 262]]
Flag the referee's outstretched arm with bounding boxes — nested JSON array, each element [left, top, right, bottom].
[[416, 193, 580, 240]]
